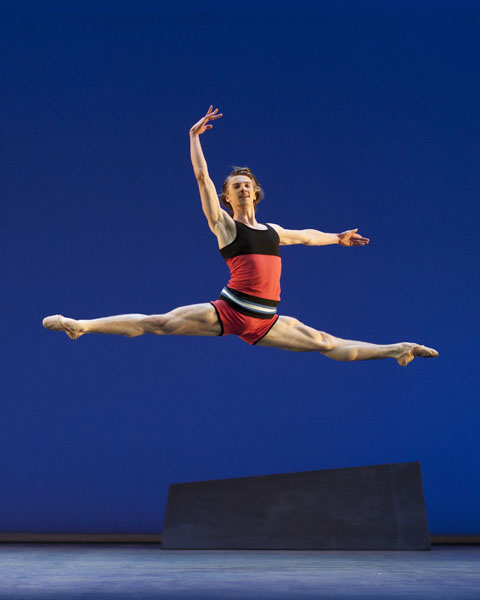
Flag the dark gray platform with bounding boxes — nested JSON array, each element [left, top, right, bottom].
[[162, 462, 430, 550]]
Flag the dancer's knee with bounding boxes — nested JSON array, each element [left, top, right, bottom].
[[315, 331, 336, 353], [282, 317, 336, 352], [289, 318, 336, 352], [140, 314, 170, 335]]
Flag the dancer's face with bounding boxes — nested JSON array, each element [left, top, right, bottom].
[[226, 176, 256, 209]]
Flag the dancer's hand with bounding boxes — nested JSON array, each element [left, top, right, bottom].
[[189, 106, 223, 136], [338, 229, 370, 246]]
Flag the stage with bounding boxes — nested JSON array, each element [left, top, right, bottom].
[[0, 544, 478, 599]]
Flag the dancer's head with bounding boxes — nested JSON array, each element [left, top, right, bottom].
[[220, 167, 264, 216]]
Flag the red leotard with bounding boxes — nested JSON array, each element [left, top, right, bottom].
[[210, 221, 281, 345]]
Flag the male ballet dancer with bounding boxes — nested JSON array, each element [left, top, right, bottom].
[[43, 106, 438, 366]]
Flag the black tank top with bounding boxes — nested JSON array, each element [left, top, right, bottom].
[[220, 221, 281, 259]]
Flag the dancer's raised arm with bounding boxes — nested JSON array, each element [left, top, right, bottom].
[[190, 106, 234, 241]]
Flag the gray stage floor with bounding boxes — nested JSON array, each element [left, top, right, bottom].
[[0, 544, 478, 599]]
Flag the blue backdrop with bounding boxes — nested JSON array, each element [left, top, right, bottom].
[[2, 1, 479, 534]]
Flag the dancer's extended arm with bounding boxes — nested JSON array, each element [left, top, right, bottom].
[[268, 224, 370, 247], [190, 106, 234, 238]]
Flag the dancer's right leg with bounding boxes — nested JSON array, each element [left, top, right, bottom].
[[42, 303, 222, 339]]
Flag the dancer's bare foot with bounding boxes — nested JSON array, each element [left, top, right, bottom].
[[42, 315, 83, 340], [397, 343, 438, 367]]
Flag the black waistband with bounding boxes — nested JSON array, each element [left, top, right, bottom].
[[219, 287, 279, 319]]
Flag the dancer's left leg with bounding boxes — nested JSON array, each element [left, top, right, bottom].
[[42, 303, 222, 339], [256, 316, 438, 366]]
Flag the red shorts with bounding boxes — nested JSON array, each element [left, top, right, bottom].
[[210, 299, 279, 345]]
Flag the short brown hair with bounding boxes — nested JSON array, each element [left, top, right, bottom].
[[220, 167, 264, 216]]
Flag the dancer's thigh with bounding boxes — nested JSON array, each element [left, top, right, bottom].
[[256, 315, 333, 352], [147, 302, 222, 337]]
